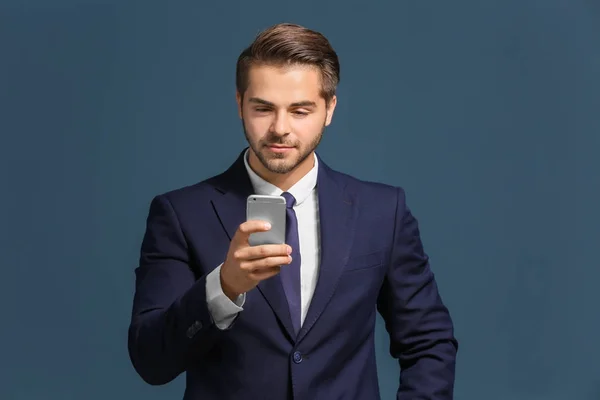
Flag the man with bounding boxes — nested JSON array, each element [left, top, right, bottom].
[[128, 23, 458, 399]]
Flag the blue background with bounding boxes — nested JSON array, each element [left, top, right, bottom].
[[1, 1, 599, 399]]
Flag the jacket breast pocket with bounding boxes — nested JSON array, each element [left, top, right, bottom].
[[344, 249, 387, 273]]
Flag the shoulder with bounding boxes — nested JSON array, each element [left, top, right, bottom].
[[160, 178, 217, 203], [325, 166, 408, 208], [144, 171, 225, 215]]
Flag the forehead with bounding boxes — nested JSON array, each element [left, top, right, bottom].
[[245, 64, 323, 104]]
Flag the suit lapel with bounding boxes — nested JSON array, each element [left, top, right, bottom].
[[209, 150, 253, 240], [210, 149, 297, 341], [297, 160, 358, 343]]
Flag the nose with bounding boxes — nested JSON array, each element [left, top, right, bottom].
[[270, 110, 291, 136]]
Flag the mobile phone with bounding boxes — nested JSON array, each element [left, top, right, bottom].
[[246, 194, 286, 246]]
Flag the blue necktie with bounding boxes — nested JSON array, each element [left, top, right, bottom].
[[280, 192, 302, 335]]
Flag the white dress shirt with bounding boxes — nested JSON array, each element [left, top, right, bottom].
[[206, 150, 321, 330]]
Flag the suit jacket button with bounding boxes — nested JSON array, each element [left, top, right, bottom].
[[186, 327, 194, 339], [186, 321, 202, 338], [293, 351, 302, 364]]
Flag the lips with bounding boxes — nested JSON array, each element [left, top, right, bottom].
[[266, 144, 295, 153]]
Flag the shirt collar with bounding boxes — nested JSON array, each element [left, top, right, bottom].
[[243, 148, 318, 206]]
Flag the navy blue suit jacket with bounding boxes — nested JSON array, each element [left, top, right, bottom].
[[128, 149, 458, 399]]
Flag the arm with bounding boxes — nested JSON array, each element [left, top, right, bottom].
[[377, 187, 458, 400], [127, 194, 243, 385], [206, 263, 245, 329]]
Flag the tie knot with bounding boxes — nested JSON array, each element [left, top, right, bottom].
[[281, 192, 296, 209]]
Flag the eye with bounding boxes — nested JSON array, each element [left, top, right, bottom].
[[255, 107, 270, 113], [292, 110, 309, 116]]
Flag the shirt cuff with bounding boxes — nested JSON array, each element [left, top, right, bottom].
[[206, 263, 245, 330]]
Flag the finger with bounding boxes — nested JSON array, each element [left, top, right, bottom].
[[237, 220, 272, 238], [234, 244, 292, 261], [249, 265, 282, 281], [240, 255, 292, 272]]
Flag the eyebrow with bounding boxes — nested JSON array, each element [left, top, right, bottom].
[[248, 97, 317, 108]]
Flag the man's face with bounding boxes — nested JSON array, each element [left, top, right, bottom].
[[236, 64, 336, 175]]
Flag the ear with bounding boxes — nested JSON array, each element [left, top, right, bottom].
[[324, 95, 337, 126], [236, 91, 243, 119]]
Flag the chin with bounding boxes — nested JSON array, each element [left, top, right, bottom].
[[264, 159, 298, 174]]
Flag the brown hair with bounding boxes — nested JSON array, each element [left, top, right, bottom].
[[236, 23, 340, 105]]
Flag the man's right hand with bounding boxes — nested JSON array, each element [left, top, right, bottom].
[[220, 220, 292, 301]]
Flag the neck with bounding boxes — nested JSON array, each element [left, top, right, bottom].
[[248, 150, 315, 192]]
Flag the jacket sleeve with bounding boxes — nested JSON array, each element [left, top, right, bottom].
[[127, 194, 231, 385], [377, 187, 459, 399]]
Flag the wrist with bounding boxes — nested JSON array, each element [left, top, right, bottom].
[[220, 275, 240, 301]]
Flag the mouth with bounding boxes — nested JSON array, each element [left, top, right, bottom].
[[266, 144, 295, 153]]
